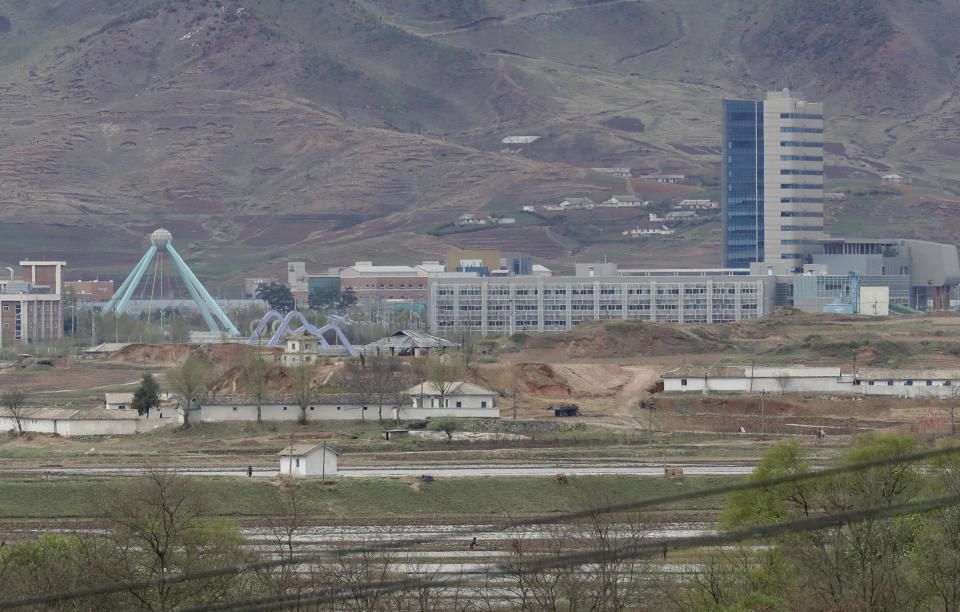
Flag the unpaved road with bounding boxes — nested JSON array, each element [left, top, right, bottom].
[[3, 462, 755, 478]]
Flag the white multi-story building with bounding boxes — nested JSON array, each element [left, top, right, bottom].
[[429, 275, 775, 335]]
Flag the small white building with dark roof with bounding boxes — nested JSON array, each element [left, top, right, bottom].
[[278, 442, 340, 478], [401, 381, 499, 419], [104, 392, 134, 410]]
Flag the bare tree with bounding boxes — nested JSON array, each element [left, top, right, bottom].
[[166, 354, 213, 428], [340, 358, 374, 422], [367, 355, 404, 426], [258, 478, 310, 609], [409, 356, 429, 412], [289, 356, 318, 425], [775, 370, 790, 394], [1, 388, 28, 437], [427, 355, 465, 411], [88, 468, 252, 611], [392, 367, 414, 426], [241, 344, 270, 423]]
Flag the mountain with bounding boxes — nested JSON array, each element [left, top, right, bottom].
[[1, 0, 960, 281]]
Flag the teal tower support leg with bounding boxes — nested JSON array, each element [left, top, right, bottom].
[[166, 244, 240, 336], [104, 245, 157, 314]]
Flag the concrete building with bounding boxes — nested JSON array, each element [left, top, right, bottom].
[[0, 261, 66, 346], [429, 274, 775, 335], [360, 330, 458, 357], [339, 262, 427, 302], [104, 393, 134, 410], [278, 442, 339, 478], [623, 222, 673, 236], [765, 238, 960, 312], [279, 331, 352, 364], [406, 381, 498, 415], [663, 365, 960, 399], [445, 249, 502, 276], [674, 199, 719, 210], [637, 174, 685, 183], [0, 407, 168, 436], [244, 277, 278, 299], [600, 195, 647, 208], [64, 280, 114, 302], [195, 392, 499, 421], [722, 89, 825, 272]]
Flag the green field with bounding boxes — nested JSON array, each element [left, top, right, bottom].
[[0, 474, 739, 520]]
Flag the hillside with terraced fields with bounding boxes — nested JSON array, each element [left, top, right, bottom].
[[2, 0, 960, 279]]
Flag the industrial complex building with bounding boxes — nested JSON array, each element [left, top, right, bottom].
[[0, 261, 66, 346], [428, 272, 774, 334]]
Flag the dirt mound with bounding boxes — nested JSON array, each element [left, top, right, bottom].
[[107, 343, 259, 368], [513, 319, 733, 359]]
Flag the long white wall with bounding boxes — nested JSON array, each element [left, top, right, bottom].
[[665, 375, 958, 398], [198, 403, 500, 422], [0, 415, 169, 436]]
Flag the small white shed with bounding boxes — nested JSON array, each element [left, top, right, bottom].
[[278, 442, 340, 478], [104, 392, 134, 410]]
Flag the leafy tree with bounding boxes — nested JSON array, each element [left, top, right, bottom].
[[308, 286, 339, 311], [338, 287, 358, 309], [428, 416, 459, 442], [715, 433, 922, 612], [308, 286, 358, 312], [131, 373, 161, 417], [723, 438, 814, 527], [910, 449, 960, 610], [1, 388, 28, 437], [256, 282, 296, 313], [166, 354, 214, 428], [0, 533, 116, 610]]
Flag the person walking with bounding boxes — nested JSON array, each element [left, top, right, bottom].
[[469, 536, 477, 551]]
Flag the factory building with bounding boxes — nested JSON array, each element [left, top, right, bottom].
[[429, 273, 775, 335], [0, 260, 66, 346], [64, 279, 114, 302]]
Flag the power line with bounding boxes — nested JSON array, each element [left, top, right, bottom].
[[204, 492, 960, 612], [2, 444, 959, 610]]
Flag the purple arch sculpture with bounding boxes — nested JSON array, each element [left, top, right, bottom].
[[247, 311, 357, 356]]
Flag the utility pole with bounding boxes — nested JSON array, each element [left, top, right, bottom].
[[321, 441, 326, 482], [647, 400, 653, 446], [513, 367, 518, 419], [761, 390, 766, 435], [288, 431, 294, 475]]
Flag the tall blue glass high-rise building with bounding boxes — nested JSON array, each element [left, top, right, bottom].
[[722, 90, 825, 272], [721, 99, 764, 268]]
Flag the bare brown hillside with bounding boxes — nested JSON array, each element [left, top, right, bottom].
[[2, 0, 960, 278]]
